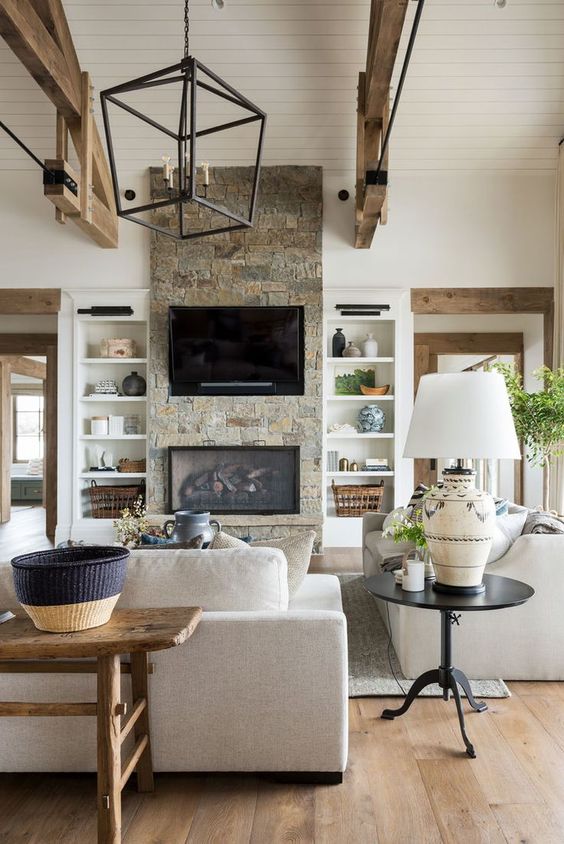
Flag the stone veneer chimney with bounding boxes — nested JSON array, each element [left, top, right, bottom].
[[148, 165, 323, 545]]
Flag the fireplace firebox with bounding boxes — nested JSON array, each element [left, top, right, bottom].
[[168, 446, 300, 515]]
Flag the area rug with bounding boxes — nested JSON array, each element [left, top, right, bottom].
[[338, 575, 510, 699]]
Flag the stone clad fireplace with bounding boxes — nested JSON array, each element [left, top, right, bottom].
[[148, 165, 323, 544]]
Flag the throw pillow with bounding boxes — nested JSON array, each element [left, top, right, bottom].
[[487, 510, 528, 564], [522, 511, 564, 535], [210, 530, 315, 597], [382, 507, 412, 532]]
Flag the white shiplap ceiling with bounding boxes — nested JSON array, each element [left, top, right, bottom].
[[0, 0, 563, 177]]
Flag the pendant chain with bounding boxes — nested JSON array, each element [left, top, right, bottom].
[[184, 0, 190, 57]]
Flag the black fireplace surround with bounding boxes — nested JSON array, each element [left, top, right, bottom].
[[168, 446, 300, 515]]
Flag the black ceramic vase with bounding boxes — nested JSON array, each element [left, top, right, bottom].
[[122, 371, 146, 397], [332, 328, 346, 357]]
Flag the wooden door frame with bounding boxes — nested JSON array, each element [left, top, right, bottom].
[[414, 332, 524, 503], [0, 289, 59, 539], [412, 288, 555, 504]]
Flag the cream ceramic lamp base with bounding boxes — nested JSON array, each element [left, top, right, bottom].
[[423, 467, 495, 595]]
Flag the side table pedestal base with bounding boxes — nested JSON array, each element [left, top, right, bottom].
[[381, 610, 487, 758]]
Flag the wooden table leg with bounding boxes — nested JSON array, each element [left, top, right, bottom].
[[97, 654, 122, 844], [129, 651, 154, 792]]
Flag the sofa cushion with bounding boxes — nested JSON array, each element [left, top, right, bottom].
[[487, 510, 528, 564], [210, 530, 315, 597], [122, 547, 289, 611], [289, 573, 343, 612]]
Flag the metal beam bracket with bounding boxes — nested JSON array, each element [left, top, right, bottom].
[[366, 169, 388, 187], [43, 168, 78, 196]]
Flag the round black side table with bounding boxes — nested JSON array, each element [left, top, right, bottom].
[[363, 573, 534, 758]]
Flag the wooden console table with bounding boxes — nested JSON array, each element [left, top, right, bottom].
[[0, 607, 202, 844]]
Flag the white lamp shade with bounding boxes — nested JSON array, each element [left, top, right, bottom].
[[403, 372, 521, 460]]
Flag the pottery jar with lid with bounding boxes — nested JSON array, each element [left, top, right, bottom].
[[91, 416, 109, 436]]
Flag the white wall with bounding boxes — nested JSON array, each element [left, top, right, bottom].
[[0, 170, 555, 293], [323, 173, 555, 289], [0, 172, 149, 290]]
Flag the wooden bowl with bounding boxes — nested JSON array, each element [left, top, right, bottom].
[[360, 384, 390, 396]]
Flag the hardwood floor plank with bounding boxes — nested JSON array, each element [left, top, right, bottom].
[[314, 735, 380, 844], [399, 697, 466, 760], [186, 776, 258, 844], [490, 695, 564, 825], [348, 699, 365, 734], [509, 682, 564, 699], [418, 758, 506, 843], [453, 701, 543, 806], [124, 775, 202, 844], [251, 782, 314, 843], [518, 694, 564, 754], [356, 701, 442, 843], [0, 506, 52, 557], [491, 802, 564, 844]]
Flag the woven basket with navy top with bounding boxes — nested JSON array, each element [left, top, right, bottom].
[[11, 546, 129, 632]]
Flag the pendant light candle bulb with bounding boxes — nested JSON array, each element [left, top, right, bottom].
[[161, 155, 171, 182], [201, 161, 210, 186]]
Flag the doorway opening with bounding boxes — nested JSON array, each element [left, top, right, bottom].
[[0, 290, 60, 550]]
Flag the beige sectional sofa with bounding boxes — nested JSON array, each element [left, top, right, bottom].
[[0, 547, 348, 780], [363, 510, 564, 680]]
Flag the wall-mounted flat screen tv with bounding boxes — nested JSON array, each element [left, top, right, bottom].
[[169, 306, 304, 395]]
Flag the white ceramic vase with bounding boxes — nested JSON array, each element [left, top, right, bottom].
[[422, 468, 495, 592], [362, 333, 379, 357]]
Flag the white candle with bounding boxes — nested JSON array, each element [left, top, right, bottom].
[[161, 154, 171, 182], [201, 161, 210, 186]]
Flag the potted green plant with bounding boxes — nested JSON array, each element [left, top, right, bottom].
[[494, 363, 564, 511]]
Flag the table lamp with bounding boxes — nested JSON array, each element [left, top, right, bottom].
[[403, 372, 521, 594]]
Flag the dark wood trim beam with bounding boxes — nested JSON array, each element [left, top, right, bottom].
[[0, 335, 57, 355]]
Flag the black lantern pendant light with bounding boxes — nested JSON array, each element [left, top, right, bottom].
[[100, 0, 266, 240]]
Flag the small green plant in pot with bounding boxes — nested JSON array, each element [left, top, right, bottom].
[[383, 508, 428, 563], [494, 363, 564, 511]]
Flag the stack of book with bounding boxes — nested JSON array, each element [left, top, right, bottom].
[[327, 450, 339, 472], [362, 457, 390, 472]]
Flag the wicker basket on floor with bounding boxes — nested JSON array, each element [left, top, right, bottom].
[[331, 480, 384, 517], [88, 481, 145, 519]]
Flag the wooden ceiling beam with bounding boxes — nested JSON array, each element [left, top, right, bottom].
[[355, 0, 408, 249], [0, 0, 118, 247]]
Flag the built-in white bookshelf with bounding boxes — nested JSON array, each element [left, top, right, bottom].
[[323, 289, 413, 547], [68, 291, 150, 536]]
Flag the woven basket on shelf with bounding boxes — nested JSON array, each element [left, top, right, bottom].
[[331, 480, 384, 517], [11, 546, 130, 632], [117, 458, 146, 473], [88, 480, 145, 519]]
